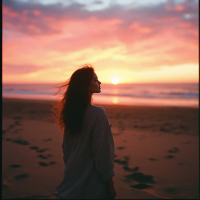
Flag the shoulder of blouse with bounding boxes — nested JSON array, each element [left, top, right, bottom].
[[89, 104, 106, 116]]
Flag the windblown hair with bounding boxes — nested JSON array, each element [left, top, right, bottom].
[[53, 64, 94, 136]]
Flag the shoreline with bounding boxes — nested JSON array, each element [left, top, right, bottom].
[[2, 97, 199, 199], [2, 97, 199, 109]]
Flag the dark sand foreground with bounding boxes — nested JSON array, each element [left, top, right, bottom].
[[2, 98, 199, 199]]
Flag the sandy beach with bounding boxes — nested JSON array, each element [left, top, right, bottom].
[[2, 98, 199, 199]]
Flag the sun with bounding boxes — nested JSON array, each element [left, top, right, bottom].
[[112, 78, 119, 84]]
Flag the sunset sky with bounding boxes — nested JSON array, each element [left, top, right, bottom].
[[3, 0, 199, 84]]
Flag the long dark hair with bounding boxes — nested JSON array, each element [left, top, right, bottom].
[[53, 64, 94, 136]]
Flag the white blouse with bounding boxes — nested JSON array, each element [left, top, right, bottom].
[[55, 104, 115, 199]]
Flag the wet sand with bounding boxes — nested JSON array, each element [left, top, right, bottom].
[[2, 98, 199, 199]]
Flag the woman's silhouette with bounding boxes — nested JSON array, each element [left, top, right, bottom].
[[54, 64, 116, 199]]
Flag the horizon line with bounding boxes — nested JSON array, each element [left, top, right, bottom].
[[2, 82, 199, 85]]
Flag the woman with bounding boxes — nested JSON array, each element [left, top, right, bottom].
[[54, 64, 116, 199]]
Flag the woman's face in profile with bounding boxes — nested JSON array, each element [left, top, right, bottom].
[[88, 72, 101, 94]]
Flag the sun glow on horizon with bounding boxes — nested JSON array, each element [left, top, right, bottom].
[[112, 78, 119, 84]]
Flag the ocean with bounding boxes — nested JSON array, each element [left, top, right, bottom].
[[2, 83, 199, 107]]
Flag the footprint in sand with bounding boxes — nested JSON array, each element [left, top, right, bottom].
[[124, 156, 130, 161], [4, 125, 16, 133], [164, 155, 174, 159], [38, 162, 49, 167], [38, 154, 53, 159], [124, 172, 156, 184], [38, 161, 56, 167], [114, 159, 128, 165], [30, 146, 39, 150], [14, 121, 22, 126], [119, 127, 125, 131], [8, 125, 15, 129], [122, 179, 132, 183], [179, 124, 188, 130], [178, 162, 184, 166], [123, 166, 139, 172], [9, 165, 21, 168], [168, 147, 179, 153], [164, 187, 180, 195], [37, 148, 49, 153], [12, 139, 29, 145], [117, 147, 125, 150], [2, 130, 7, 135], [160, 123, 172, 132], [43, 138, 52, 142], [130, 183, 152, 189], [49, 161, 56, 165], [149, 158, 158, 161], [12, 129, 23, 134], [29, 146, 49, 153], [13, 174, 29, 180], [38, 155, 48, 159]]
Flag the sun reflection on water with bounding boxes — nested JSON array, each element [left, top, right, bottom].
[[112, 97, 118, 104]]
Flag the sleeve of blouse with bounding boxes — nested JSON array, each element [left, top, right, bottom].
[[62, 132, 71, 165], [62, 133, 67, 165], [92, 108, 115, 182]]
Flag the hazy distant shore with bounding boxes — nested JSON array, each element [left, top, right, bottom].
[[2, 98, 199, 199], [3, 82, 199, 108]]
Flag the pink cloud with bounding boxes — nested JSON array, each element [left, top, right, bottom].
[[3, 64, 44, 74], [2, 0, 199, 76]]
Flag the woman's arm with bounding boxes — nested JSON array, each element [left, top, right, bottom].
[[91, 108, 116, 198], [92, 111, 115, 181], [107, 177, 116, 199]]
